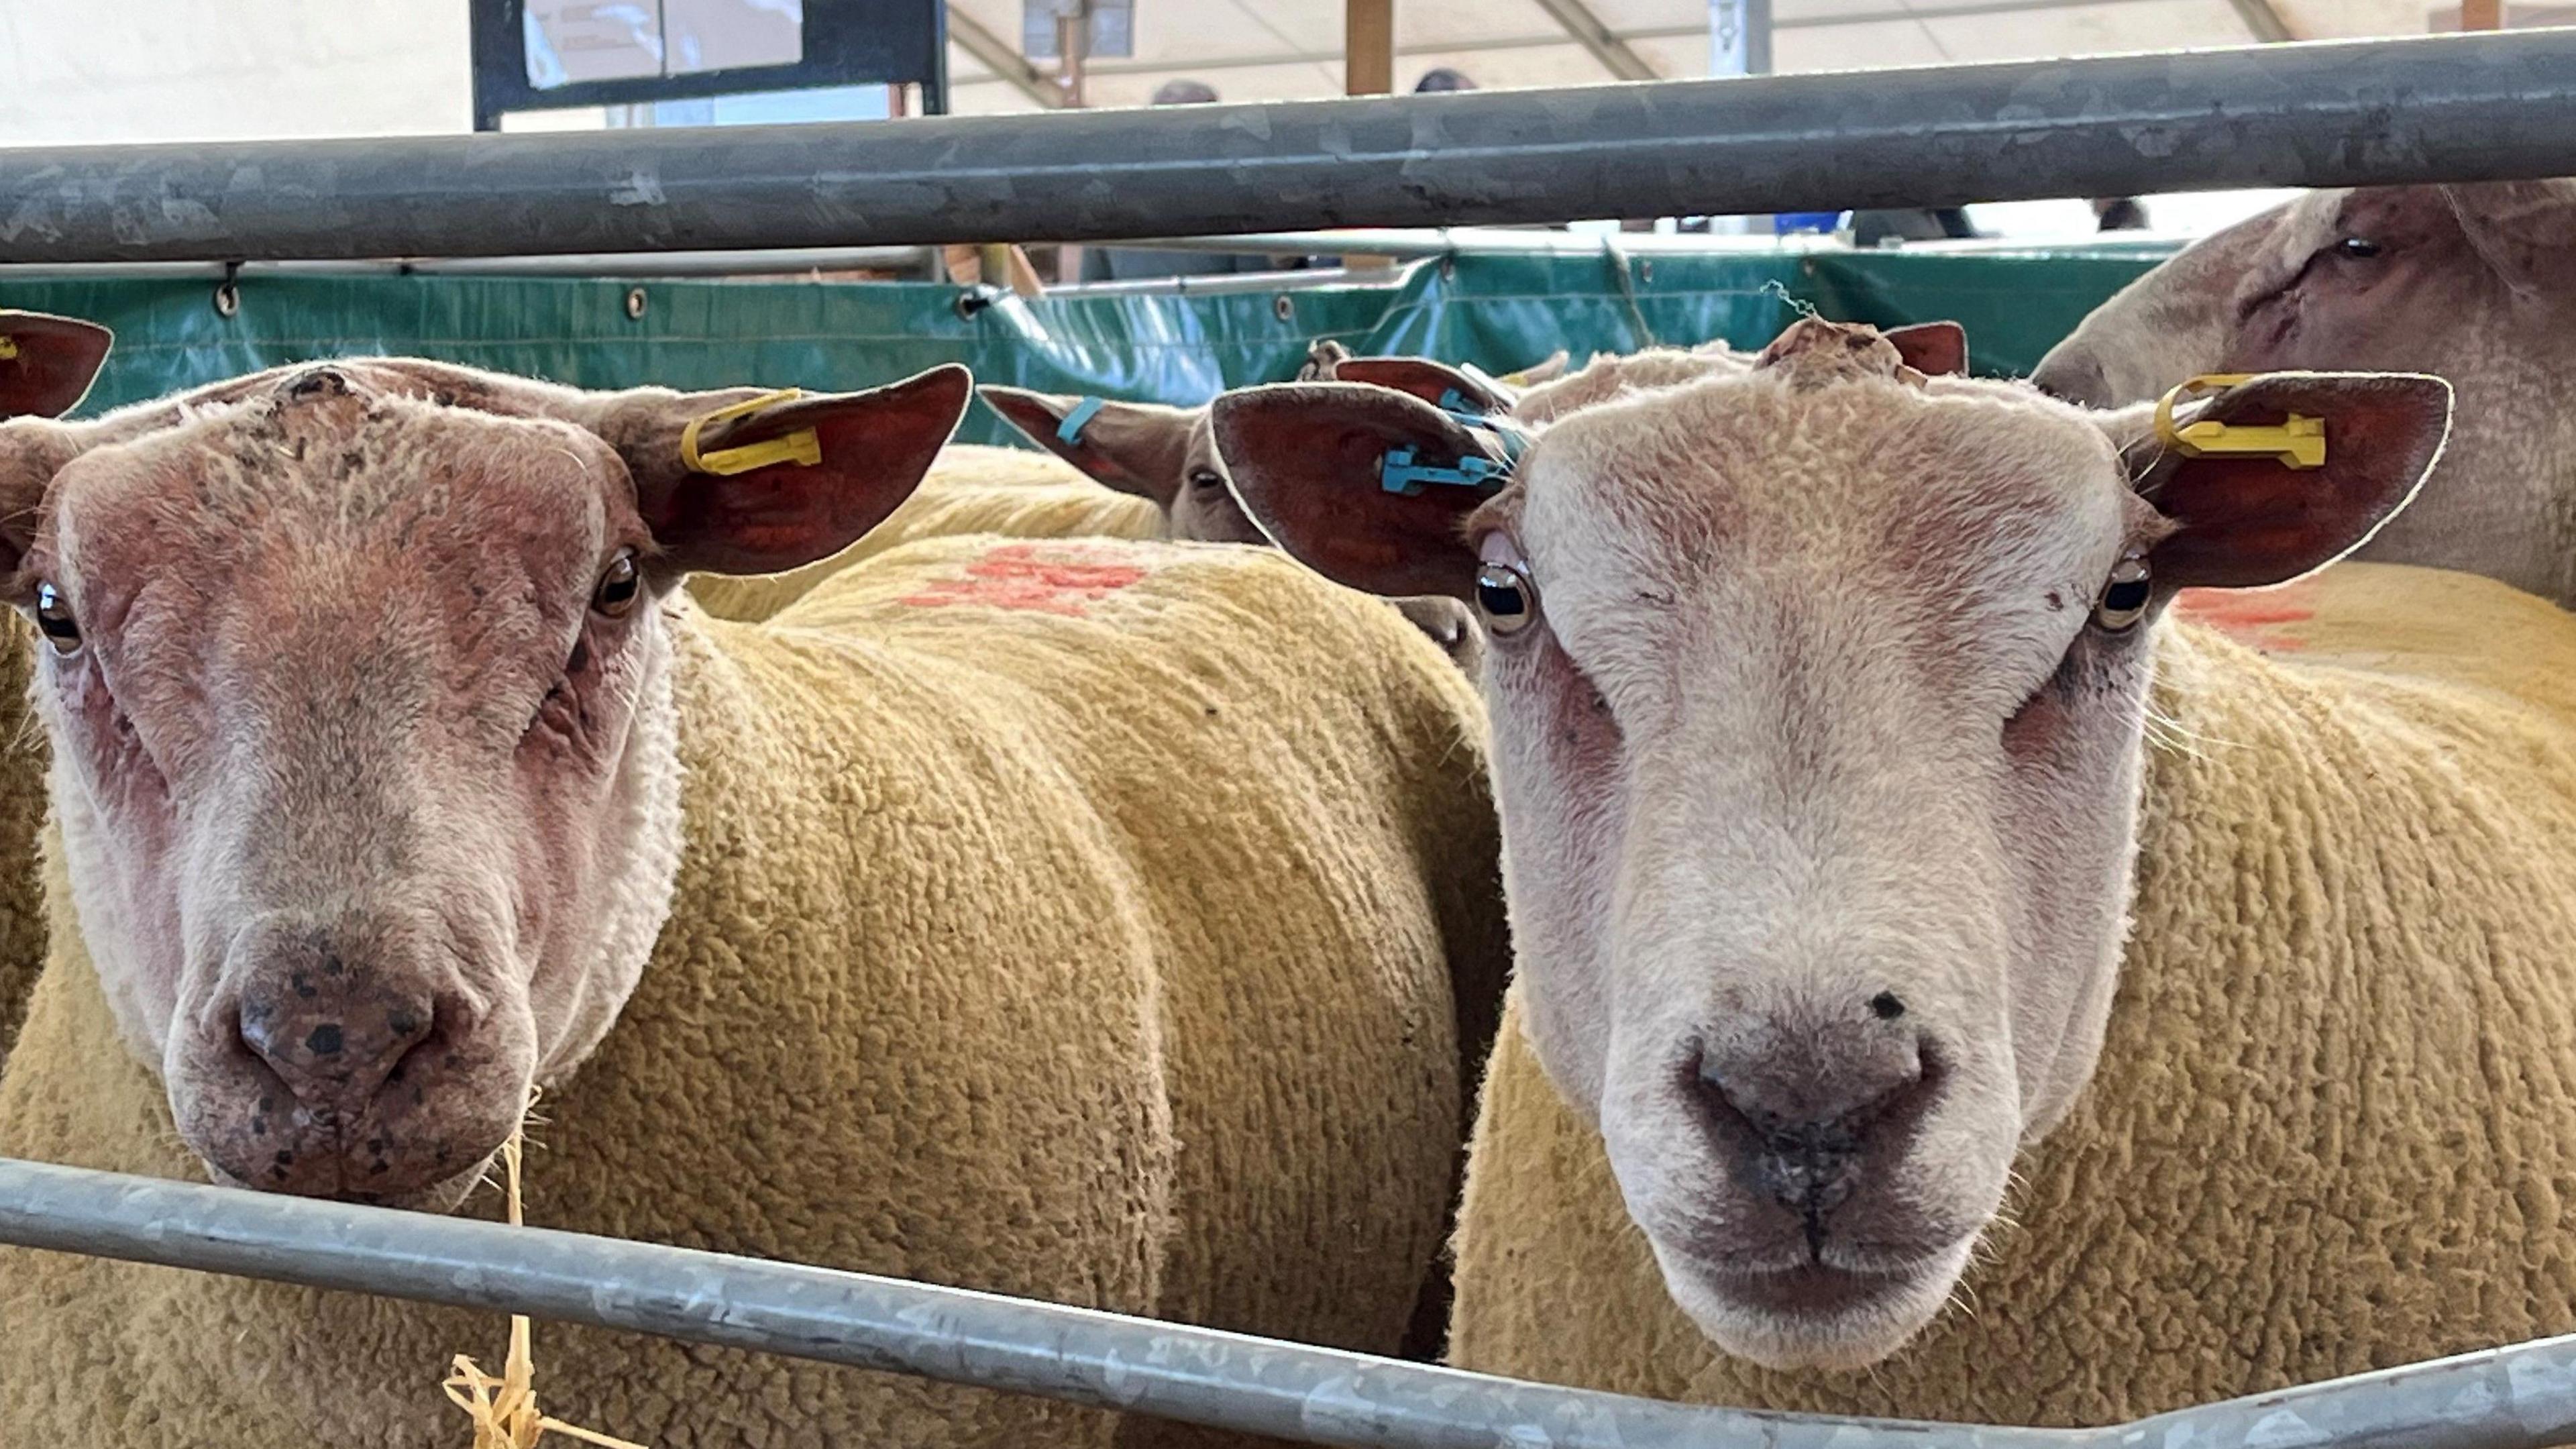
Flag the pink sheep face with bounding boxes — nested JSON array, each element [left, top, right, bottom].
[[6, 360, 969, 1209], [33, 380, 675, 1208], [1213, 317, 2450, 1369]]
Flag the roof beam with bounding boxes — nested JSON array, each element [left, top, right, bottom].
[[2224, 0, 2298, 41], [1528, 0, 1661, 80], [945, 5, 1066, 109]]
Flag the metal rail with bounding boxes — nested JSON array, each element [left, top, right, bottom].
[[0, 30, 2569, 263], [2, 1156, 2575, 1448]]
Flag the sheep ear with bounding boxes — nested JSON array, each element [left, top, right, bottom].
[[979, 386, 1195, 508], [2110, 372, 2453, 590], [1212, 382, 1499, 600], [629, 365, 971, 576], [1882, 321, 1968, 378], [1328, 358, 1516, 415], [0, 312, 112, 420]]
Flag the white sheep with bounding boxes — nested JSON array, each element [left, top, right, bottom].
[[1212, 315, 2576, 1425], [0, 356, 1507, 1446]]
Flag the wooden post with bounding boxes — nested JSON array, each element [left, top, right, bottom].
[[1055, 3, 1089, 108], [1346, 0, 1397, 269], [1346, 0, 1395, 97], [2461, 0, 2505, 28]]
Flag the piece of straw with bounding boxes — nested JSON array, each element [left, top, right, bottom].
[[440, 1105, 647, 1449]]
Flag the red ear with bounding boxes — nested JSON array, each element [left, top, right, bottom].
[[978, 385, 1195, 508], [1883, 321, 1968, 378], [2129, 372, 2453, 590], [1328, 358, 1515, 416], [1211, 382, 1500, 600], [640, 365, 971, 576], [0, 312, 112, 419]]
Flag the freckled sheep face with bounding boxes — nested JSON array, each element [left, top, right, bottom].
[[28, 377, 683, 1210], [1473, 337, 2161, 1370]]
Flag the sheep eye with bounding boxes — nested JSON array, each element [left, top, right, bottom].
[[2337, 235, 2383, 260], [1474, 561, 1539, 637], [592, 551, 641, 618], [33, 582, 80, 657], [2092, 557, 2151, 633], [1187, 468, 1226, 492]]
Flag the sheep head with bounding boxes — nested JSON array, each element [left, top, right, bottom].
[[1214, 317, 2451, 1369], [0, 359, 969, 1210]]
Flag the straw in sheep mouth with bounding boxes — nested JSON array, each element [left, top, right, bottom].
[[441, 1091, 645, 1449]]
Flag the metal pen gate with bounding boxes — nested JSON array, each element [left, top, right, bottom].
[[4, 27, 2575, 1448]]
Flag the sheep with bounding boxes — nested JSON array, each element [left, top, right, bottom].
[[1209, 315, 2576, 1426], [0, 356, 1509, 1447], [2033, 180, 2576, 609], [0, 310, 113, 1067]]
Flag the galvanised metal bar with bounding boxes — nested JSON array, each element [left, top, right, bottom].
[[2, 1157, 2575, 1449], [1, 30, 2571, 264]]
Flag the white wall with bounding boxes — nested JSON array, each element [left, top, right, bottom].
[[0, 0, 471, 145]]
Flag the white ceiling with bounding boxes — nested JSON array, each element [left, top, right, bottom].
[[942, 0, 2520, 113]]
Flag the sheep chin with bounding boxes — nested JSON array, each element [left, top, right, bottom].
[[199, 1152, 498, 1217], [1652, 1236, 1976, 1373]]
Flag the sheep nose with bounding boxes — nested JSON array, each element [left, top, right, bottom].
[[234, 928, 436, 1123], [1693, 1006, 1933, 1226], [2029, 352, 2110, 407]]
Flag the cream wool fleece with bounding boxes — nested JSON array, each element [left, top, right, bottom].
[[1448, 561, 2576, 1426], [0, 534, 1508, 1449], [686, 443, 1161, 623]]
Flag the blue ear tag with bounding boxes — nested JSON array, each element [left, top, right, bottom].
[[1380, 447, 1511, 496], [1056, 396, 1108, 446], [1381, 392, 1535, 500], [1378, 392, 1530, 495]]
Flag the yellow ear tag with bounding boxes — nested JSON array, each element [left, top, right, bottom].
[[0, 336, 19, 362], [2153, 372, 2326, 470], [679, 388, 824, 476]]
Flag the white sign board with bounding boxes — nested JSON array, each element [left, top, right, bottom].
[[525, 0, 804, 89]]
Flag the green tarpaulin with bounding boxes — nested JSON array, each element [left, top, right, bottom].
[[1, 246, 2171, 442]]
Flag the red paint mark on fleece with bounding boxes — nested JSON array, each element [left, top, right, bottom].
[[900, 542, 1150, 617], [2171, 575, 2323, 652]]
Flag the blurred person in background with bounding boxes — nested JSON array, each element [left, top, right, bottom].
[[1849, 205, 1981, 247], [1414, 66, 1474, 92], [2093, 196, 2149, 231]]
